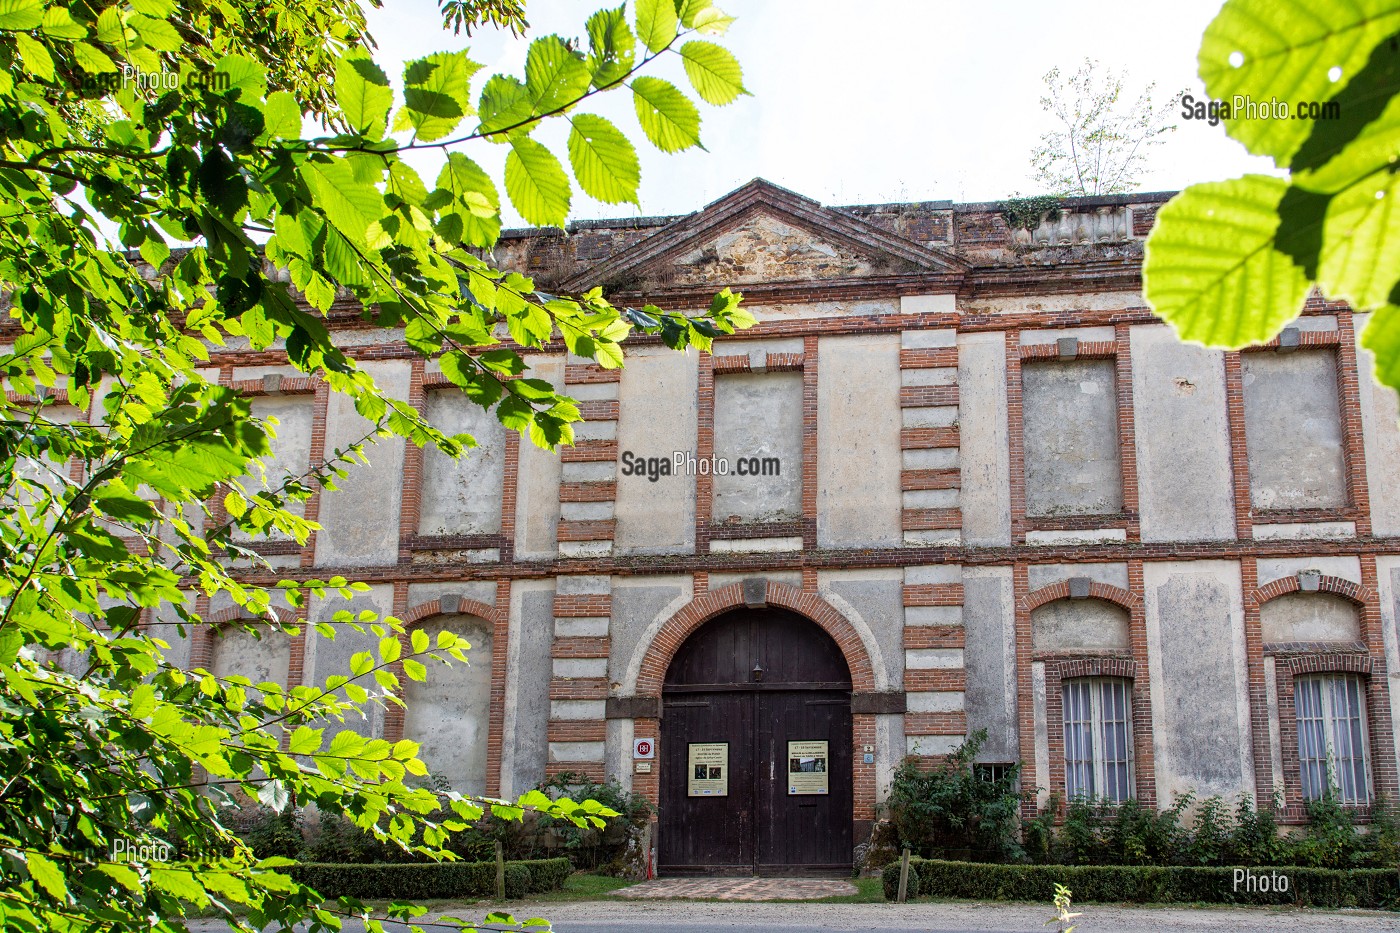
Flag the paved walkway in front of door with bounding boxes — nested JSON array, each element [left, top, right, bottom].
[[609, 877, 858, 900]]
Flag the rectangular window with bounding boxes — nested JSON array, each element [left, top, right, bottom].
[[418, 388, 506, 536], [711, 371, 803, 524], [1295, 674, 1370, 804], [1062, 677, 1133, 802], [1022, 359, 1123, 517]]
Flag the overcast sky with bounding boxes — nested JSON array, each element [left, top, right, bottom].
[[362, 0, 1278, 225]]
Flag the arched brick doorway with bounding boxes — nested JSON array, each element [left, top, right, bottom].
[[658, 606, 853, 875]]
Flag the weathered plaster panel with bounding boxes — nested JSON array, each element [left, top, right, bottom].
[[401, 614, 494, 795], [1255, 556, 1361, 588], [820, 569, 904, 689], [614, 347, 697, 554], [1022, 359, 1122, 517], [1241, 350, 1346, 510], [503, 582, 554, 797], [314, 361, 409, 567], [1027, 562, 1129, 592], [712, 371, 803, 523], [514, 355, 564, 560], [959, 332, 1010, 545], [1144, 562, 1253, 802], [610, 577, 690, 686], [1129, 325, 1235, 542], [234, 396, 313, 541], [418, 389, 506, 536], [817, 334, 902, 547], [962, 568, 1019, 762], [209, 625, 292, 687], [1259, 593, 1360, 644], [306, 585, 394, 738], [1031, 599, 1130, 652]]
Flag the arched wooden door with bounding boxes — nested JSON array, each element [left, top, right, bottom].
[[658, 608, 853, 875]]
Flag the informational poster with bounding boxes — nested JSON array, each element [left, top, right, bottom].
[[687, 742, 729, 796], [788, 740, 829, 795]]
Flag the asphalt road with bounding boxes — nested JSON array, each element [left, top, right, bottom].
[[191, 899, 1400, 933]]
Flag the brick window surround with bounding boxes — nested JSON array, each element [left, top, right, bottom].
[[382, 591, 510, 798], [1008, 326, 1141, 542], [1040, 656, 1146, 814], [1017, 578, 1156, 815]]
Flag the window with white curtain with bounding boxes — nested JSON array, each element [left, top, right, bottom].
[[1062, 677, 1133, 802], [1295, 674, 1371, 805]]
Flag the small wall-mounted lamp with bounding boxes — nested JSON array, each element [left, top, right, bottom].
[[752, 662, 765, 683]]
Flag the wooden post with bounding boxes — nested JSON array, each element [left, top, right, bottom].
[[494, 839, 505, 900], [896, 847, 910, 903]]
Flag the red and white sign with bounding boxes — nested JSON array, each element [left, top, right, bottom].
[[633, 738, 655, 759]]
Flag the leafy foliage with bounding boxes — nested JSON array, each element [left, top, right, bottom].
[[882, 730, 1026, 863], [1030, 57, 1179, 197], [1144, 0, 1400, 394], [0, 1, 753, 931]]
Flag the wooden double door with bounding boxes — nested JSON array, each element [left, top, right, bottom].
[[658, 609, 853, 875]]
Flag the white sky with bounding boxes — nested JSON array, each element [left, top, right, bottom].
[[362, 0, 1279, 225]]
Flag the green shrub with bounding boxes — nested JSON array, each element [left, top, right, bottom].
[[526, 771, 656, 872], [290, 857, 572, 900], [882, 730, 1025, 862], [881, 858, 1399, 909], [879, 859, 921, 900]]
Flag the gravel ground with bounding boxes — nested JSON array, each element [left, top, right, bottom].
[[188, 899, 1400, 933]]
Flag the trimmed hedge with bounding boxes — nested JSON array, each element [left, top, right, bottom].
[[291, 857, 571, 901], [881, 857, 1400, 909]]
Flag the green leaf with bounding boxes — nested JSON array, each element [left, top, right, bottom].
[[40, 6, 86, 39], [379, 634, 401, 663], [524, 35, 591, 114], [402, 658, 428, 681], [26, 852, 67, 900], [678, 40, 746, 105], [631, 76, 702, 152], [335, 51, 393, 138], [398, 50, 480, 141], [257, 779, 290, 811], [287, 725, 323, 754], [0, 0, 43, 31], [13, 34, 54, 81], [568, 114, 640, 205], [72, 41, 116, 74], [130, 13, 182, 52], [478, 74, 533, 140], [692, 6, 736, 35], [1143, 176, 1310, 347], [263, 91, 302, 138], [634, 0, 678, 53], [1362, 304, 1400, 396], [1198, 0, 1400, 165], [505, 137, 571, 227], [587, 5, 636, 87], [301, 159, 383, 245]]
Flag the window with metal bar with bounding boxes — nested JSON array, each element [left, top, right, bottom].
[[1062, 677, 1133, 802], [1295, 674, 1371, 805]]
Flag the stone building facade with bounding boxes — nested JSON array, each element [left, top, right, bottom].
[[155, 179, 1400, 872]]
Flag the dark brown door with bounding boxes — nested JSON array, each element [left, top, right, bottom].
[[658, 609, 853, 875]]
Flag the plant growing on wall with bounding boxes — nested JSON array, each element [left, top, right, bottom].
[[0, 0, 754, 930], [1143, 0, 1400, 392]]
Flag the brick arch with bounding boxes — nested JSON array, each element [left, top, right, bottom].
[[190, 605, 302, 677], [1252, 574, 1373, 608], [635, 581, 877, 697], [1019, 580, 1141, 614], [401, 595, 502, 629]]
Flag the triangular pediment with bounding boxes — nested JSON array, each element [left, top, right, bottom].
[[561, 179, 966, 294]]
